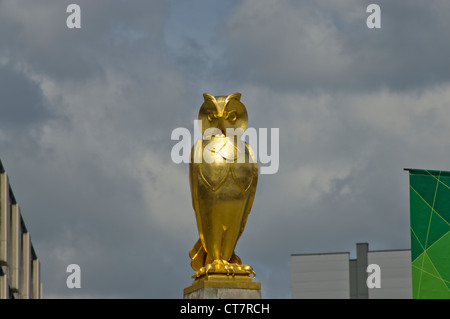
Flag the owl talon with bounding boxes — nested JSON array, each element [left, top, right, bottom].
[[205, 264, 214, 276], [224, 263, 235, 277], [193, 260, 255, 279]]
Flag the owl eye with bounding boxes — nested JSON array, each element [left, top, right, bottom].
[[207, 112, 219, 122], [227, 111, 237, 122]]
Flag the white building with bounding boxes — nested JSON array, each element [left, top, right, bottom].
[[291, 243, 412, 299], [0, 159, 42, 299]]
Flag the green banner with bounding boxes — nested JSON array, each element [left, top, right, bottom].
[[409, 169, 450, 298]]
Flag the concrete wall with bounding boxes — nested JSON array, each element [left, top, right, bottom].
[[368, 250, 412, 299], [291, 253, 350, 299], [291, 244, 412, 299]]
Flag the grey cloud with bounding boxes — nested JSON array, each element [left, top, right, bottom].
[[1, 0, 449, 299], [0, 63, 48, 128], [0, 0, 192, 298], [214, 0, 450, 93], [0, 0, 169, 82]]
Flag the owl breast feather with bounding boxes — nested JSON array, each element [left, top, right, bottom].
[[196, 140, 254, 193]]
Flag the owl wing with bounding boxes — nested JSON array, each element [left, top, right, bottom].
[[189, 140, 201, 215], [189, 140, 208, 271], [236, 142, 258, 241]]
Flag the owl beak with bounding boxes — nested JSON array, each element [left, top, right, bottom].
[[218, 117, 226, 136]]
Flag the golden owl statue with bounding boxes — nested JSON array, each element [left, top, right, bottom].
[[188, 92, 258, 281]]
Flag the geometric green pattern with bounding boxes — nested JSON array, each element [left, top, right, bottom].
[[409, 169, 450, 299]]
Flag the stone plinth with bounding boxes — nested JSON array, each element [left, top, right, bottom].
[[184, 287, 261, 299], [183, 275, 261, 299]]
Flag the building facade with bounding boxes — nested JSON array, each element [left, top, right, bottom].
[[292, 243, 412, 299], [0, 159, 42, 299]]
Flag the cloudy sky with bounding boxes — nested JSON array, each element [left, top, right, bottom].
[[1, 0, 450, 298]]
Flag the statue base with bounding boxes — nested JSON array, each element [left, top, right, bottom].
[[183, 275, 261, 299]]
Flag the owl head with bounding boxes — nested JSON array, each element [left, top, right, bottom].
[[198, 92, 248, 137]]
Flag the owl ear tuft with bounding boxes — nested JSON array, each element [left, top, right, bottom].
[[227, 92, 241, 101], [203, 93, 216, 102]]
